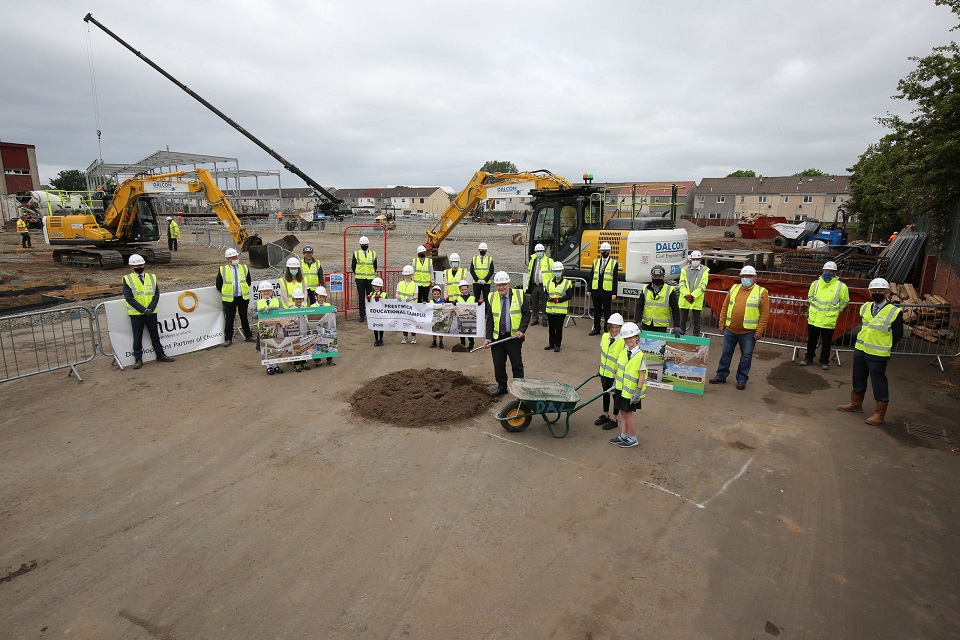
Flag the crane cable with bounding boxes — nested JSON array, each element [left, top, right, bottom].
[[84, 22, 104, 178]]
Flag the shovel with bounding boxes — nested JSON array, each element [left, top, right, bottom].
[[469, 335, 516, 353]]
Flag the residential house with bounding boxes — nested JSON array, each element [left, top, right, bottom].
[[603, 181, 695, 219], [332, 187, 450, 218], [691, 176, 851, 225]]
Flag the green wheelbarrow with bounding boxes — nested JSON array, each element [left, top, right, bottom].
[[495, 374, 610, 438]]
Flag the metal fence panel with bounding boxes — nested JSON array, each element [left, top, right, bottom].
[[0, 306, 99, 383]]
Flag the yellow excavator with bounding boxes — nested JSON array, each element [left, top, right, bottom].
[[424, 170, 572, 268], [42, 168, 270, 269]]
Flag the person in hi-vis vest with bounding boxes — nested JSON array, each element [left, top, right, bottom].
[[709, 265, 769, 390], [587, 242, 619, 335], [121, 254, 175, 369], [470, 242, 495, 303], [351, 235, 377, 321], [484, 271, 531, 397], [801, 260, 849, 370], [216, 248, 254, 347]]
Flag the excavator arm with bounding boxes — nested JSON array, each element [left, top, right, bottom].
[[424, 170, 572, 253], [191, 169, 261, 253]]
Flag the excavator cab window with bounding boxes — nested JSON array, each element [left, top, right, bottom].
[[130, 197, 160, 242], [530, 204, 556, 257], [559, 204, 579, 255]]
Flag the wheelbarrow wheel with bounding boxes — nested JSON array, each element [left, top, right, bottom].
[[498, 400, 532, 432]]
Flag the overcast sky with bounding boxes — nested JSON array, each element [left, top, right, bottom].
[[2, 0, 954, 191]]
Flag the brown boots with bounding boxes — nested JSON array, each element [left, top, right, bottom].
[[837, 392, 864, 413], [865, 402, 888, 426]]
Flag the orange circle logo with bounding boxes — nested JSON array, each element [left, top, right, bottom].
[[178, 291, 199, 313]]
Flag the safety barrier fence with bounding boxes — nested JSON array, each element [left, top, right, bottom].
[[0, 306, 99, 383]]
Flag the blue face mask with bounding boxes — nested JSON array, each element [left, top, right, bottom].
[[741, 277, 753, 287], [536, 252, 544, 258], [822, 273, 834, 281], [451, 262, 459, 268], [290, 269, 299, 275]]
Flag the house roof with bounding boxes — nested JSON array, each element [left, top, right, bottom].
[[696, 175, 850, 195]]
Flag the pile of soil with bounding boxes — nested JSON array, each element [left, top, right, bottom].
[[351, 367, 495, 428]]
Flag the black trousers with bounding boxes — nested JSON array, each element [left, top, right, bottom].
[[168, 237, 178, 251], [417, 285, 431, 303], [600, 376, 619, 415], [223, 297, 252, 339], [852, 350, 891, 402], [21, 232, 31, 248], [130, 313, 165, 360], [591, 294, 613, 332], [805, 323, 835, 364], [356, 278, 373, 318], [473, 283, 491, 303], [529, 284, 546, 319], [680, 308, 702, 336], [547, 313, 565, 347], [491, 337, 524, 387]]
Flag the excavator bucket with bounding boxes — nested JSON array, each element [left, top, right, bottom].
[[433, 254, 450, 271], [244, 234, 299, 270]]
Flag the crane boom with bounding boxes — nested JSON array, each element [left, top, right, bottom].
[[83, 12, 344, 211]]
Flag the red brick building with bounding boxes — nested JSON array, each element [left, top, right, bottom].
[[0, 141, 41, 194]]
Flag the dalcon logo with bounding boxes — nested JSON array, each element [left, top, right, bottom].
[[656, 241, 686, 251], [178, 291, 199, 313]]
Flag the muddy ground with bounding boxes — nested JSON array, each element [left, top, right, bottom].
[[2, 224, 959, 639]]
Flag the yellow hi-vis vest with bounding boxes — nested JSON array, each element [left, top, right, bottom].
[[445, 268, 466, 298], [301, 260, 321, 289], [855, 302, 901, 357], [353, 249, 376, 279], [726, 284, 764, 330], [279, 277, 302, 308], [545, 277, 571, 315], [598, 332, 625, 378], [490, 289, 523, 340], [257, 297, 280, 313], [472, 255, 492, 283], [641, 283, 674, 328], [123, 272, 157, 316], [807, 277, 849, 329], [168, 221, 180, 239], [452, 293, 476, 304], [591, 257, 617, 292], [679, 265, 709, 310], [396, 279, 417, 302], [16, 218, 28, 233], [527, 254, 553, 286], [219, 263, 250, 301], [615, 348, 647, 401], [413, 257, 433, 287]]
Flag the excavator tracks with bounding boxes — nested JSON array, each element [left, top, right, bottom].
[[52, 246, 170, 269]]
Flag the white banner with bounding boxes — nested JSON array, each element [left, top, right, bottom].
[[104, 286, 226, 366], [366, 299, 483, 339]]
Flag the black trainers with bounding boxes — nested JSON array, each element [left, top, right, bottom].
[[594, 414, 608, 426], [544, 344, 555, 350], [602, 418, 618, 430], [609, 435, 626, 444], [588, 329, 600, 336], [799, 359, 813, 366]]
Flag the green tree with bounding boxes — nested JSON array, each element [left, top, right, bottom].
[[725, 169, 756, 178], [49, 169, 87, 191], [792, 168, 827, 176], [480, 160, 518, 174], [848, 0, 960, 238]]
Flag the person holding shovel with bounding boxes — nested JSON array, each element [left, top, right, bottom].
[[484, 271, 530, 397]]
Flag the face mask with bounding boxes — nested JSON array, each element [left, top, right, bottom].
[[479, 251, 486, 256], [361, 246, 369, 251], [134, 267, 144, 275], [601, 252, 609, 258], [418, 253, 426, 258], [690, 260, 701, 267], [652, 278, 663, 286], [228, 259, 239, 266], [741, 278, 753, 287], [290, 269, 299, 275], [451, 262, 459, 268], [536, 252, 544, 258], [822, 273, 834, 281], [871, 293, 886, 303]]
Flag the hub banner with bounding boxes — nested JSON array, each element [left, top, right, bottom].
[[637, 330, 711, 395], [366, 299, 483, 339], [103, 286, 225, 366], [258, 305, 338, 366]]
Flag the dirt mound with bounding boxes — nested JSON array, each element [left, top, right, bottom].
[[351, 367, 495, 428]]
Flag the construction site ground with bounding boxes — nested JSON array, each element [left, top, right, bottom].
[[2, 222, 959, 639]]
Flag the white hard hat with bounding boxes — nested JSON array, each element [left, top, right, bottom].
[[402, 265, 414, 276], [823, 261, 839, 271], [478, 242, 488, 250], [600, 242, 612, 251], [128, 254, 145, 266], [689, 250, 703, 259], [449, 253, 460, 262], [459, 279, 470, 287], [315, 286, 327, 297], [225, 248, 239, 259], [372, 277, 384, 287], [740, 265, 757, 276], [534, 243, 545, 252], [292, 288, 305, 299], [166, 216, 172, 221], [257, 280, 273, 292], [432, 284, 443, 291], [869, 278, 891, 291], [359, 236, 370, 244], [619, 322, 640, 339], [416, 245, 427, 253], [552, 261, 564, 271], [286, 256, 301, 268], [493, 271, 511, 284], [608, 313, 624, 326]]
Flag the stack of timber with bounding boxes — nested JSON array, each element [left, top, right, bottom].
[[890, 283, 955, 344], [41, 284, 122, 303]]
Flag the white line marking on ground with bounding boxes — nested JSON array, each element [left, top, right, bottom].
[[483, 431, 704, 509], [698, 457, 754, 508]]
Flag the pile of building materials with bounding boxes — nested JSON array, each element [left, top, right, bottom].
[[890, 283, 956, 344]]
